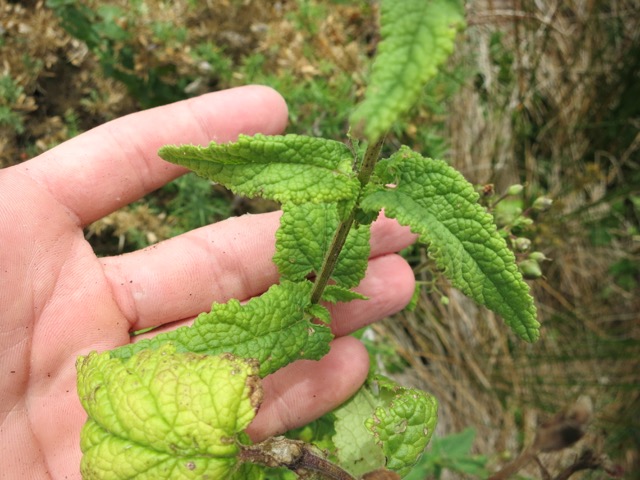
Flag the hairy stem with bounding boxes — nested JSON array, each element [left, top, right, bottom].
[[310, 135, 386, 304]]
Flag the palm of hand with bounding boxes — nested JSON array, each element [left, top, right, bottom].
[[1, 171, 131, 477], [0, 86, 415, 479]]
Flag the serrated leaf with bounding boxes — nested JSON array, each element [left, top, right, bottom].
[[158, 134, 359, 205], [350, 0, 464, 142], [306, 303, 332, 323], [333, 376, 438, 477], [365, 376, 438, 477], [77, 344, 263, 479], [111, 281, 334, 377], [321, 285, 368, 303], [274, 203, 371, 288], [361, 147, 540, 342]]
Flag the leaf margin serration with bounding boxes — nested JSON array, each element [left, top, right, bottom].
[[158, 133, 359, 205], [350, 0, 465, 142], [273, 202, 371, 289], [360, 146, 540, 342], [109, 281, 334, 377]]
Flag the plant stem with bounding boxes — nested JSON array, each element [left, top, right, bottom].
[[309, 135, 386, 304], [240, 436, 356, 480]]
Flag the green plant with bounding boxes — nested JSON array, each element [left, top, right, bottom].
[[405, 428, 489, 479], [0, 75, 27, 134], [75, 1, 540, 478], [46, 0, 191, 108]]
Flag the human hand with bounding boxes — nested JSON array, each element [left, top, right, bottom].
[[0, 85, 416, 478]]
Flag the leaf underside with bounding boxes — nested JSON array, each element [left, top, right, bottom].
[[77, 344, 263, 479], [361, 147, 540, 342], [350, 0, 464, 142], [158, 134, 359, 205], [111, 281, 333, 378]]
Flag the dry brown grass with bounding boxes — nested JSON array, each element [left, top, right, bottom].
[[375, 0, 640, 477]]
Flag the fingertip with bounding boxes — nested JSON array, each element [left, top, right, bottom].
[[370, 212, 418, 256], [329, 253, 416, 337], [182, 85, 289, 143], [24, 85, 290, 226], [245, 84, 289, 133]]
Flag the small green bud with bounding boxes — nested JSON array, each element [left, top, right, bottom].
[[514, 216, 534, 227], [507, 184, 524, 196], [532, 196, 553, 212], [513, 237, 532, 252], [440, 295, 450, 306], [519, 259, 542, 279], [528, 251, 548, 262]]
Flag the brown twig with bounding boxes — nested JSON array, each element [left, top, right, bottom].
[[553, 450, 605, 480], [239, 436, 356, 480]]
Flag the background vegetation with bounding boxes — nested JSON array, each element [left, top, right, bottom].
[[2, 0, 638, 478]]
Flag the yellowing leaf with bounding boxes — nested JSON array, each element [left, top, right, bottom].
[[333, 388, 385, 477], [365, 376, 438, 477], [77, 344, 263, 479]]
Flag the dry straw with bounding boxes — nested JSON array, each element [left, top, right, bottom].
[[378, 0, 640, 476]]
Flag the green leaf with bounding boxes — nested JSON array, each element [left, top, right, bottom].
[[350, 0, 464, 142], [111, 281, 334, 377], [321, 285, 368, 303], [332, 376, 438, 477], [405, 428, 489, 479], [77, 344, 263, 479], [306, 303, 332, 323], [158, 134, 359, 205], [333, 388, 386, 477], [361, 147, 540, 342], [365, 376, 438, 477], [274, 203, 371, 288]]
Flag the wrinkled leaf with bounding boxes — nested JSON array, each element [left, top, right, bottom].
[[365, 376, 438, 477], [332, 375, 438, 477], [274, 203, 371, 288], [77, 344, 263, 479], [111, 281, 333, 377], [159, 134, 359, 205], [361, 147, 540, 342], [350, 0, 464, 141]]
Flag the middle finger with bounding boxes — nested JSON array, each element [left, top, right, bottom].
[[103, 211, 416, 332]]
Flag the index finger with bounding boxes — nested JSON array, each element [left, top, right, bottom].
[[15, 85, 288, 226]]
